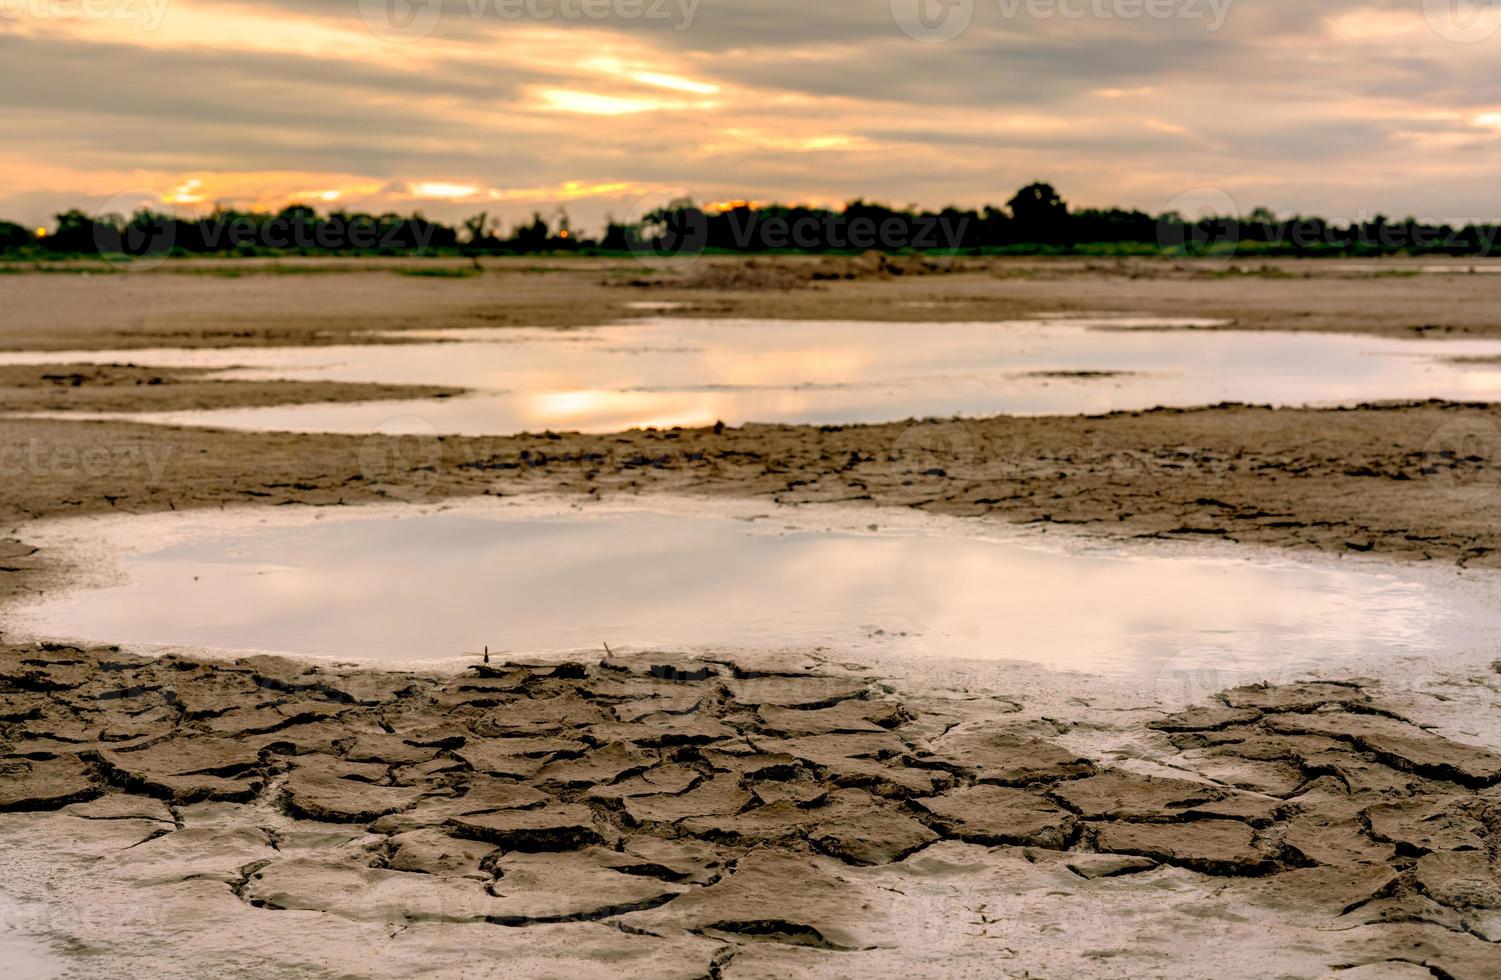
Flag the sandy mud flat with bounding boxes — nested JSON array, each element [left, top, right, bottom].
[[2, 258, 1501, 977], [7, 255, 1501, 351]]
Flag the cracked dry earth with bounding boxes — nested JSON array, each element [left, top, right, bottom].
[[2, 644, 1500, 978]]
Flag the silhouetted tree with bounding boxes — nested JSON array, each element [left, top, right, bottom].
[[0, 221, 32, 251], [511, 213, 551, 251], [5, 186, 1500, 258], [601, 218, 630, 251], [48, 209, 114, 253], [462, 212, 497, 248], [1007, 182, 1070, 244]]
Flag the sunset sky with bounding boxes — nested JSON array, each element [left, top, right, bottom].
[[5, 0, 1501, 233]]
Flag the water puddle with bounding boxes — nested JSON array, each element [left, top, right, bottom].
[[13, 499, 1498, 681], [7, 317, 1501, 435], [1322, 263, 1501, 275]]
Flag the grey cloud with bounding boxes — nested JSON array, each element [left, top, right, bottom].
[[705, 31, 1230, 105], [0, 34, 527, 126], [5, 0, 1500, 225]]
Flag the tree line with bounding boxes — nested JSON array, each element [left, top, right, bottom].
[[3, 184, 1499, 259]]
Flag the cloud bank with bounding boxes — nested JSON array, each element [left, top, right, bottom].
[[3, 0, 1500, 231]]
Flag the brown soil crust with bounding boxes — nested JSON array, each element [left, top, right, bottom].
[[0, 364, 461, 413], [3, 643, 1498, 976], [5, 255, 1501, 351]]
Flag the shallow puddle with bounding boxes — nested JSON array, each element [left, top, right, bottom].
[[1324, 263, 1501, 275], [8, 317, 1501, 435], [13, 500, 1497, 681]]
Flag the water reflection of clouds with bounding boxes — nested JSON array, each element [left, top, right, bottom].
[[16, 508, 1454, 680], [8, 318, 1501, 435]]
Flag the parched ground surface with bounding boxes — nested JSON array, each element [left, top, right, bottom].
[[2, 644, 1499, 978], [4, 259, 1501, 976]]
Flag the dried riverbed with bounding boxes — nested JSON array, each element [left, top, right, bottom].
[[3, 644, 1500, 978], [4, 259, 1501, 977]]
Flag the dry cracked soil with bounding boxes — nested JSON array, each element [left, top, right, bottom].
[[2, 643, 1500, 978]]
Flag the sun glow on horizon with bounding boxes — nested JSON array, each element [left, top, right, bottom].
[[409, 182, 482, 200], [166, 179, 205, 205]]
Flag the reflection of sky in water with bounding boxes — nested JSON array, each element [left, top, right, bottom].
[[8, 318, 1501, 435], [16, 509, 1451, 679]]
